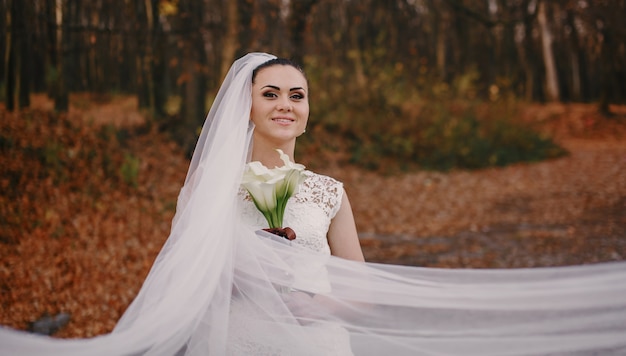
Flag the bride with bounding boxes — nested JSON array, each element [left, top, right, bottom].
[[1, 52, 625, 355]]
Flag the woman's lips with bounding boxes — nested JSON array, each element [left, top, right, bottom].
[[272, 117, 294, 124]]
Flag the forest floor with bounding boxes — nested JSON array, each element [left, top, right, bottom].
[[1, 94, 625, 337], [340, 103, 626, 268]]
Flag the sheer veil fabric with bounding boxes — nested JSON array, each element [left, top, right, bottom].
[[2, 52, 626, 355]]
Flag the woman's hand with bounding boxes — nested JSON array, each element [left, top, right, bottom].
[[263, 227, 297, 240]]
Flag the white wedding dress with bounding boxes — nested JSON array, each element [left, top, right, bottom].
[[229, 171, 353, 355], [239, 170, 343, 255], [1, 52, 625, 356]]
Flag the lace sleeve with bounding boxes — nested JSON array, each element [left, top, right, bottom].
[[294, 171, 344, 219]]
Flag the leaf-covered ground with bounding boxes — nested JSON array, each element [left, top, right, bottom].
[[348, 103, 626, 267], [1, 95, 625, 337]]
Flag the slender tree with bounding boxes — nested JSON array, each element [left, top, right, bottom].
[[287, 0, 317, 65], [537, 0, 559, 101], [220, 0, 239, 80], [52, 0, 68, 111], [18, 0, 32, 108], [0, 0, 6, 92], [4, 0, 15, 111]]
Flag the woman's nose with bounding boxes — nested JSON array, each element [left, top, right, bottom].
[[276, 98, 292, 112]]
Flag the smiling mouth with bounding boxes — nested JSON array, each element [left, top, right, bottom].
[[272, 117, 294, 123]]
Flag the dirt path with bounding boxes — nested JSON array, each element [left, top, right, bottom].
[[333, 106, 626, 268]]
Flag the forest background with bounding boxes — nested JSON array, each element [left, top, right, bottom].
[[1, 0, 626, 337]]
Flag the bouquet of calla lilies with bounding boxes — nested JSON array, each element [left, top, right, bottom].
[[241, 149, 307, 240]]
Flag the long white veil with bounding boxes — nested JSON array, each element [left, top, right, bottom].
[[1, 52, 625, 355]]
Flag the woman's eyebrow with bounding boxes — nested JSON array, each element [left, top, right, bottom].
[[261, 85, 306, 92]]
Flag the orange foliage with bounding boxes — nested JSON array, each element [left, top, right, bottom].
[[0, 103, 187, 337]]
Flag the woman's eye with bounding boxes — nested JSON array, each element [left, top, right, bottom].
[[262, 92, 277, 98], [291, 93, 304, 100]]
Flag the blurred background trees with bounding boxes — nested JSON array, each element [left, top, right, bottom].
[[2, 1, 625, 336], [1, 0, 624, 170]]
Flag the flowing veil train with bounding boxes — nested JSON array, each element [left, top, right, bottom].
[[1, 52, 625, 355]]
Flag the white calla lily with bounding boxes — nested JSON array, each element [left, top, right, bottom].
[[241, 149, 307, 229], [277, 149, 306, 171]]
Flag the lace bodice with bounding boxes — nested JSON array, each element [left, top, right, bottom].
[[231, 172, 352, 356], [239, 171, 344, 255]]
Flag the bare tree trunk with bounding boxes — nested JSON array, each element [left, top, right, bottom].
[[151, 30, 168, 120], [175, 1, 208, 152], [434, 6, 448, 79], [18, 0, 31, 108], [288, 0, 318, 64], [53, 0, 68, 111], [522, 0, 540, 101], [488, 0, 502, 85], [4, 0, 31, 110], [349, 24, 366, 90], [147, 1, 156, 114], [0, 0, 6, 90], [537, 0, 559, 101], [569, 49, 581, 101], [4, 0, 15, 111], [138, 0, 156, 115], [515, 23, 530, 100], [565, 8, 582, 101], [220, 0, 238, 80], [598, 27, 614, 116]]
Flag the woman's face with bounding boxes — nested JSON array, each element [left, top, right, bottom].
[[250, 65, 309, 146]]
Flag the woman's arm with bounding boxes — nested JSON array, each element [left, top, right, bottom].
[[285, 190, 365, 324], [327, 190, 365, 262]]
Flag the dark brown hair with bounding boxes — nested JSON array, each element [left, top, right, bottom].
[[252, 57, 307, 84]]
